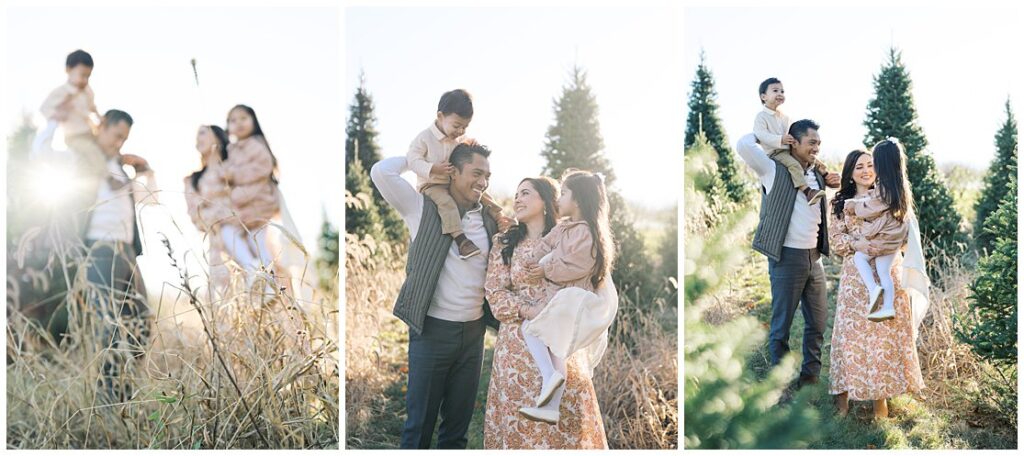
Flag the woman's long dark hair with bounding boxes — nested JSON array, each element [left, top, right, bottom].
[[501, 177, 560, 265], [562, 170, 615, 288], [228, 104, 279, 183], [830, 149, 871, 219], [872, 138, 914, 222], [189, 125, 230, 190]]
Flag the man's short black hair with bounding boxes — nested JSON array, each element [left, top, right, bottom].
[[788, 119, 820, 142], [66, 49, 94, 69], [450, 142, 490, 171], [759, 77, 781, 104], [438, 89, 474, 119], [103, 109, 133, 128]]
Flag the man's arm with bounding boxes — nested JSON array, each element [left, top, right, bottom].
[[369, 156, 420, 225], [735, 133, 775, 178]]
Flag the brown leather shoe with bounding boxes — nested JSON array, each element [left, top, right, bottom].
[[454, 234, 481, 259]]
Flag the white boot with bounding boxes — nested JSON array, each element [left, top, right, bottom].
[[867, 285, 884, 315], [519, 406, 559, 424], [535, 370, 564, 407], [867, 298, 895, 322]]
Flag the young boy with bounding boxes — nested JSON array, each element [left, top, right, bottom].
[[753, 77, 835, 205], [406, 89, 507, 259], [37, 49, 105, 177]]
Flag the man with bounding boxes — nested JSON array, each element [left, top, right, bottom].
[[370, 143, 500, 449], [736, 119, 839, 388], [41, 109, 158, 399]]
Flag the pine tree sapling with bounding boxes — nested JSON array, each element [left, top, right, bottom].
[[684, 142, 818, 449], [975, 99, 1018, 254], [863, 47, 970, 279], [345, 156, 385, 241], [961, 175, 1017, 367], [685, 51, 747, 203], [346, 72, 406, 243]]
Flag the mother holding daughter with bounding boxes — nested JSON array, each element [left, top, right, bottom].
[[828, 139, 930, 419], [483, 170, 618, 449]]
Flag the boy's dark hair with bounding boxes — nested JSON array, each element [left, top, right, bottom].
[[103, 109, 133, 127], [788, 119, 820, 142], [450, 142, 490, 171], [438, 89, 474, 119], [759, 77, 782, 104], [66, 49, 94, 69]]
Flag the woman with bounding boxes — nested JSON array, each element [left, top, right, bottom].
[[482, 177, 610, 449], [828, 148, 926, 419], [184, 124, 233, 292]]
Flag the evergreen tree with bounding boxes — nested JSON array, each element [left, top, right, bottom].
[[962, 173, 1017, 367], [539, 65, 652, 301], [345, 156, 385, 241], [345, 71, 406, 243], [684, 50, 746, 203], [317, 209, 340, 292], [974, 99, 1018, 254], [684, 140, 818, 449], [863, 47, 969, 279]]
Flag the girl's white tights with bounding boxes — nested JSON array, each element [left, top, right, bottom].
[[523, 325, 566, 411], [220, 224, 273, 271], [853, 251, 896, 310]]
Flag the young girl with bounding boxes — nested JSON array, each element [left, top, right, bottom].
[[518, 170, 616, 424], [844, 139, 913, 322], [221, 105, 281, 284]]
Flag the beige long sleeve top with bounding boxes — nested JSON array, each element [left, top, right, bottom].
[[40, 82, 98, 137], [753, 106, 790, 154], [534, 220, 598, 301], [406, 123, 464, 190], [846, 189, 908, 255], [224, 137, 280, 228]]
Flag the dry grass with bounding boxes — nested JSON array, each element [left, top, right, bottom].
[[6, 233, 339, 449], [343, 234, 678, 449]]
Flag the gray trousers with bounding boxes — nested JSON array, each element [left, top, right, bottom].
[[84, 241, 151, 396], [767, 247, 829, 378], [401, 316, 485, 449]]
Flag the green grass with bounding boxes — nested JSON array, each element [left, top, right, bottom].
[[723, 252, 1016, 449]]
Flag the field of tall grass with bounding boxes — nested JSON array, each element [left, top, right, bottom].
[[6, 233, 340, 449], [344, 232, 678, 449]]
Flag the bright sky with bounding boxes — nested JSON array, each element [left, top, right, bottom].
[[345, 6, 684, 209], [684, 6, 1022, 168], [5, 7, 341, 288]]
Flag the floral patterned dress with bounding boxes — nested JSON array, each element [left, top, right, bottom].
[[828, 211, 925, 401], [483, 234, 607, 449]]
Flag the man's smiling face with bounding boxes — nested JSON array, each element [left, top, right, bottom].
[[790, 128, 820, 168], [451, 152, 490, 205]]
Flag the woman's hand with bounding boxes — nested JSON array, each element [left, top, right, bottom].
[[519, 301, 542, 320], [524, 263, 545, 281]]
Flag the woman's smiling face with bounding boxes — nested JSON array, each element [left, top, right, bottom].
[[853, 153, 876, 188], [513, 180, 545, 223]]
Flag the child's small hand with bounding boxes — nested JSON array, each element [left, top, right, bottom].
[[524, 263, 545, 281], [825, 172, 841, 188], [430, 161, 455, 176], [781, 134, 796, 145], [844, 202, 857, 215], [461, 137, 480, 147], [497, 215, 515, 232]]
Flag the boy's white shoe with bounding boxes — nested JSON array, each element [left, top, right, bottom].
[[536, 370, 565, 407], [519, 406, 559, 424], [806, 189, 826, 206]]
